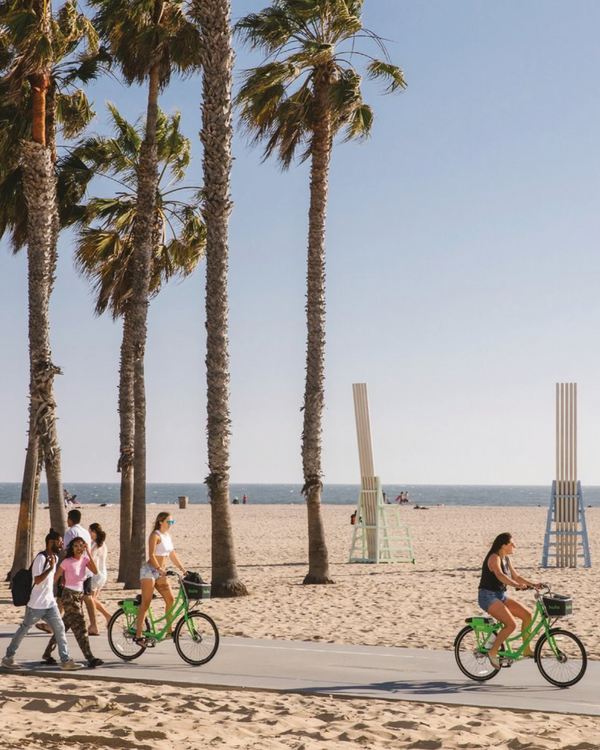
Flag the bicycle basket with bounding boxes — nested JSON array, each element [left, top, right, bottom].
[[182, 573, 211, 601], [543, 593, 572, 617]]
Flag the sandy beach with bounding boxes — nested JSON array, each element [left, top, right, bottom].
[[1, 503, 599, 748]]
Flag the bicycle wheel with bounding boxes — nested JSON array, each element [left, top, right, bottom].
[[535, 628, 587, 687], [455, 626, 499, 681], [107, 609, 149, 661], [174, 611, 219, 666]]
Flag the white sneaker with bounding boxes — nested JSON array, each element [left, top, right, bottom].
[[1, 656, 23, 670], [60, 659, 84, 671]]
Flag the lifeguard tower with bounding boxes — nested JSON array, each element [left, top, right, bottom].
[[348, 383, 414, 564], [542, 383, 591, 568]]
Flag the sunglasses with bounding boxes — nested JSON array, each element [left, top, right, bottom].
[[167, 519, 175, 525]]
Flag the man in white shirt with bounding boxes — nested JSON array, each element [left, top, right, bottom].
[[2, 530, 83, 671], [62, 508, 99, 635]]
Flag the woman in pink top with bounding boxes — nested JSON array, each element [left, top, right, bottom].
[[42, 537, 104, 668]]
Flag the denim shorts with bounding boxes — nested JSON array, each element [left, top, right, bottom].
[[140, 562, 161, 580], [478, 588, 507, 611]]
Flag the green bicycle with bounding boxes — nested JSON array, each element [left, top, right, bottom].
[[107, 570, 219, 666], [455, 583, 587, 687]]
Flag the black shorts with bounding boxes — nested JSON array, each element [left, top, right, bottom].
[[83, 577, 93, 595]]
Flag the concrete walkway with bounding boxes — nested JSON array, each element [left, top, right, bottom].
[[1, 626, 598, 716]]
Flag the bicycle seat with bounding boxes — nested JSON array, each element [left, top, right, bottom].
[[465, 616, 494, 624]]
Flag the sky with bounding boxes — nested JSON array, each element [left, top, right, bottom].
[[1, 0, 600, 486]]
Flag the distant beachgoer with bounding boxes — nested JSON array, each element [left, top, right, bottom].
[[88, 523, 111, 633], [383, 492, 391, 504], [135, 512, 187, 647], [478, 532, 543, 669], [41, 537, 104, 668], [232, 496, 239, 504], [394, 494, 402, 503], [2, 530, 83, 671], [242, 494, 247, 505]]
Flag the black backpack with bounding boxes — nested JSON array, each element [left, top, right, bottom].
[[11, 552, 44, 607]]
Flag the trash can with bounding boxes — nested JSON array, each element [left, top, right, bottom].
[[178, 496, 188, 509]]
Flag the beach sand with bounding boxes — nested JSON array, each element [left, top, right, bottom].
[[1, 503, 599, 749]]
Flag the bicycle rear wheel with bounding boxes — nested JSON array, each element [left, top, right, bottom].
[[107, 609, 148, 661], [455, 626, 499, 681], [535, 628, 587, 687], [174, 611, 219, 666]]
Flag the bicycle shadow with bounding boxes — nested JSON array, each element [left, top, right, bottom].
[[291, 678, 557, 697]]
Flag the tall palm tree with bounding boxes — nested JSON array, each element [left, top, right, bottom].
[[60, 104, 205, 582], [189, 0, 247, 597], [89, 0, 203, 587], [236, 0, 406, 583], [0, 0, 98, 576]]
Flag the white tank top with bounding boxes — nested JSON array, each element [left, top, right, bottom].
[[154, 530, 174, 556]]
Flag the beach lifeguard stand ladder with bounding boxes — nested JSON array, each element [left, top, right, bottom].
[[542, 383, 591, 568], [349, 383, 415, 564]]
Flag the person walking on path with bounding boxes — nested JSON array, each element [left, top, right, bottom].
[[88, 522, 111, 633], [41, 537, 104, 668], [36, 508, 99, 634], [2, 530, 83, 671], [135, 512, 187, 646], [64, 508, 99, 634]]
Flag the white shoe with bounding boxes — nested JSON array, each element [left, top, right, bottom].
[[60, 659, 84, 671], [1, 656, 23, 670]]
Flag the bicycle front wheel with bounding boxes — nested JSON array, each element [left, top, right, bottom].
[[535, 628, 587, 687], [455, 626, 499, 681], [174, 611, 219, 666], [107, 609, 148, 661]]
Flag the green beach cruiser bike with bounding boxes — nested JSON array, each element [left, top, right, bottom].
[[455, 584, 587, 687], [107, 571, 219, 666]]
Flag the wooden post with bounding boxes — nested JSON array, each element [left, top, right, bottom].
[[544, 382, 590, 568]]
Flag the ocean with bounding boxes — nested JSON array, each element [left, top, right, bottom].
[[0, 482, 599, 507]]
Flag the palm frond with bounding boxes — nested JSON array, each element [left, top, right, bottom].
[[366, 59, 406, 94]]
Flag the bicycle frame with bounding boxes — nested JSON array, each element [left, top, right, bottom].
[[119, 576, 198, 643], [469, 593, 563, 663]]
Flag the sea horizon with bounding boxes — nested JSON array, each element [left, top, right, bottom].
[[1, 482, 599, 507]]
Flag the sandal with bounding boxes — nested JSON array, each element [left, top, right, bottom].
[[488, 654, 501, 669], [133, 636, 148, 648], [88, 630, 100, 636]]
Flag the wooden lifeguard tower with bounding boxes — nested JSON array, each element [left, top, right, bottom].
[[348, 383, 414, 564], [542, 383, 591, 568]]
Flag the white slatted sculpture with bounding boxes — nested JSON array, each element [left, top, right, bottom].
[[542, 383, 591, 568], [349, 383, 414, 564]]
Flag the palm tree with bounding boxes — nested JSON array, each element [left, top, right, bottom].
[[236, 0, 406, 583], [189, 0, 247, 597], [60, 104, 205, 582], [89, 0, 203, 587], [0, 0, 98, 576]]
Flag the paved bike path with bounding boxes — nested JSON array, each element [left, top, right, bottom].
[[1, 626, 599, 716]]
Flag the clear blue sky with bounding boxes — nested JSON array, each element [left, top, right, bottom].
[[2, 0, 600, 485]]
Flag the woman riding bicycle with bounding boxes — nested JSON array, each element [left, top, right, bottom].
[[479, 532, 542, 669], [135, 512, 187, 647]]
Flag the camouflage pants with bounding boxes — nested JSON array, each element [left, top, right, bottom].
[[42, 588, 95, 663]]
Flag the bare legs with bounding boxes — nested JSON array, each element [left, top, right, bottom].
[[136, 578, 156, 639], [487, 596, 533, 660]]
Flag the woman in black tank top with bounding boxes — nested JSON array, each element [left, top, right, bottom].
[[478, 532, 542, 669]]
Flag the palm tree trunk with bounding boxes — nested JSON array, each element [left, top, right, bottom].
[[117, 310, 135, 582], [196, 0, 247, 597], [301, 74, 334, 585], [123, 67, 160, 589], [7, 427, 41, 580], [10, 140, 64, 576]]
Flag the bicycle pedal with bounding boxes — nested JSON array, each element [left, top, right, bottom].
[[499, 659, 513, 668], [146, 639, 157, 648]]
